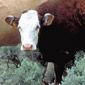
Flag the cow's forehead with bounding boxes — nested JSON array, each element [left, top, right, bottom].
[[18, 10, 39, 27]]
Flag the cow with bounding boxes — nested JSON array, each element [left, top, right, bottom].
[[5, 0, 85, 84]]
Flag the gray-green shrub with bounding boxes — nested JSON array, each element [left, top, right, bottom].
[[61, 51, 85, 85], [2, 58, 45, 85], [0, 45, 45, 85]]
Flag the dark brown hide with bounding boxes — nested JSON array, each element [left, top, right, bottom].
[[36, 0, 85, 83]]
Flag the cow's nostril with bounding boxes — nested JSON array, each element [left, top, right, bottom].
[[23, 44, 33, 50]]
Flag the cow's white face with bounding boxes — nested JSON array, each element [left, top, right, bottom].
[[18, 10, 40, 50], [5, 10, 54, 51]]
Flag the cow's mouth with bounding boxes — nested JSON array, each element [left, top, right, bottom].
[[21, 44, 37, 51]]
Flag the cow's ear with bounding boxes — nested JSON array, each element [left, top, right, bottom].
[[43, 13, 54, 26], [5, 15, 19, 28]]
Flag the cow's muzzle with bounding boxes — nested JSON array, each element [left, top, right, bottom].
[[23, 44, 33, 51]]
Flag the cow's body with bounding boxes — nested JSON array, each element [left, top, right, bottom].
[[37, 0, 85, 83], [5, 0, 85, 84]]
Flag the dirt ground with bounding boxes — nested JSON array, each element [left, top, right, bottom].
[[0, 0, 47, 46]]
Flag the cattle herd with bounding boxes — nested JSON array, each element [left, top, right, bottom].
[[5, 0, 85, 85]]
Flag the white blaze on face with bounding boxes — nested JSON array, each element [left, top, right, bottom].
[[18, 10, 40, 50]]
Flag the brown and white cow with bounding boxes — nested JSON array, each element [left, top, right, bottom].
[[5, 0, 85, 84]]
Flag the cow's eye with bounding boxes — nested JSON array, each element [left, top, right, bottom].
[[18, 26, 22, 31], [35, 25, 40, 31]]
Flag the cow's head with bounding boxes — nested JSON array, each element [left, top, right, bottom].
[[5, 10, 54, 51]]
